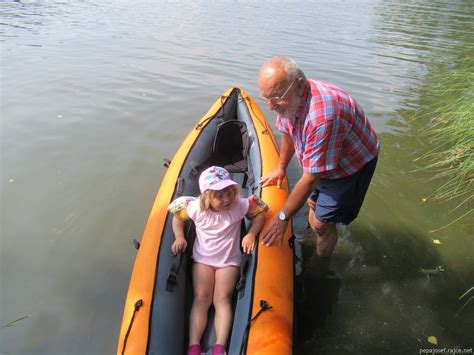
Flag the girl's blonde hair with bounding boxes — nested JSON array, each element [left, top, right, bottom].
[[199, 185, 240, 212]]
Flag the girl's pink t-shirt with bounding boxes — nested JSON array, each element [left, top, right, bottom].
[[186, 197, 249, 268]]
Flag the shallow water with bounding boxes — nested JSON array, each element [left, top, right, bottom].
[[1, 0, 473, 353]]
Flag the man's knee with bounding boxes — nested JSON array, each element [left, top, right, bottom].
[[311, 217, 332, 236], [308, 209, 327, 231]]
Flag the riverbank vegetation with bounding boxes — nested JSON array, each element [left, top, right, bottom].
[[413, 57, 473, 228]]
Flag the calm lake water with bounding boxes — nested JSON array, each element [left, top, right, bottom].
[[1, 0, 473, 354]]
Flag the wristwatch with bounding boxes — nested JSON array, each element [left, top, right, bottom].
[[277, 210, 288, 221]]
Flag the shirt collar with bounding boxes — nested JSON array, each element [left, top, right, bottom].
[[294, 81, 311, 121]]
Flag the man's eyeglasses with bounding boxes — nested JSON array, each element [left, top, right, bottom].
[[259, 78, 298, 105]]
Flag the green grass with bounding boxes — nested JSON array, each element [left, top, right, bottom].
[[413, 58, 473, 226]]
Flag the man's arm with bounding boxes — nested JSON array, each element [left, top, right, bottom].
[[281, 171, 320, 218], [261, 171, 320, 246], [260, 132, 295, 188], [278, 132, 295, 173]]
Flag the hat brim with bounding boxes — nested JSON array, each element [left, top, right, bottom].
[[202, 179, 238, 193]]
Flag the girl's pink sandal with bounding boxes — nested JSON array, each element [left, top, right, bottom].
[[187, 344, 202, 355], [212, 343, 226, 355]]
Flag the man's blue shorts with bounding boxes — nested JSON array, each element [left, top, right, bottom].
[[309, 157, 378, 225]]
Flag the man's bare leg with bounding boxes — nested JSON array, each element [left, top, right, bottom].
[[308, 208, 338, 276]]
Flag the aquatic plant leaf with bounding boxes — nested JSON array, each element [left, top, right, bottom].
[[427, 336, 438, 345], [459, 286, 474, 300], [1, 315, 30, 329]]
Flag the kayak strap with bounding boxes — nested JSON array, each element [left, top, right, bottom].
[[166, 252, 184, 292], [236, 253, 251, 299]]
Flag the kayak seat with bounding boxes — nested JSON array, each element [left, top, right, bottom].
[[212, 120, 249, 173]]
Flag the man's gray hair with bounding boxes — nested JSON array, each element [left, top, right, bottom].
[[281, 57, 306, 80], [267, 56, 307, 81]]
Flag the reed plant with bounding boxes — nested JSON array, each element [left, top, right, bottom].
[[413, 58, 473, 227]]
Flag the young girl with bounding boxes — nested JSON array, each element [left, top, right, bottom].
[[170, 166, 265, 355]]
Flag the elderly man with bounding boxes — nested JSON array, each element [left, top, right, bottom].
[[259, 56, 379, 273]]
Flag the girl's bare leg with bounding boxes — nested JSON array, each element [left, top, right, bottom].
[[213, 266, 239, 346], [189, 263, 215, 345]]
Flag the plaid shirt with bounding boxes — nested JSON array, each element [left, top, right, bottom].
[[276, 80, 380, 179]]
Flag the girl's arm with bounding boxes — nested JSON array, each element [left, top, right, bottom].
[[242, 213, 265, 254], [171, 215, 187, 255]]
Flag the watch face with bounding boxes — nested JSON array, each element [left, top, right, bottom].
[[278, 211, 286, 221]]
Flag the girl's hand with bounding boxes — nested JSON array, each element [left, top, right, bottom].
[[307, 196, 316, 210], [171, 238, 187, 255], [242, 234, 256, 254]]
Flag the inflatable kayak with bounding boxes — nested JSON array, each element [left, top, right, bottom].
[[117, 87, 294, 355]]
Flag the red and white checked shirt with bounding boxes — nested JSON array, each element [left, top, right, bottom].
[[276, 80, 380, 179]]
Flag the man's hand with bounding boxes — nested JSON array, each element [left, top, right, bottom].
[[260, 167, 286, 188], [261, 217, 289, 246]]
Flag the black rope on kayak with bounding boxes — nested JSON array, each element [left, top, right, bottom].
[[218, 95, 226, 119], [242, 96, 269, 135], [121, 299, 143, 355], [239, 300, 273, 355], [195, 95, 229, 130]]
